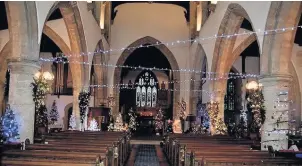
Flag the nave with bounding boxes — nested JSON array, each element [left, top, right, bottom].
[[1, 131, 302, 166]]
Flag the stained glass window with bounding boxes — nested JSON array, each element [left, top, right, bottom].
[[135, 71, 158, 107]]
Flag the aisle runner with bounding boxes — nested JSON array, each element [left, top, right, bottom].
[[134, 145, 160, 166]]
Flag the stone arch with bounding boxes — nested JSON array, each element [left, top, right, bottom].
[[210, 3, 255, 119], [261, 2, 302, 75], [229, 34, 257, 70], [0, 42, 11, 115], [5, 2, 39, 61], [190, 44, 207, 115], [63, 103, 73, 130], [92, 40, 107, 106], [59, 2, 88, 128], [113, 36, 181, 118], [42, 25, 71, 56]]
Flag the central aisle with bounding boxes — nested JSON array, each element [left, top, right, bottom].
[[134, 145, 160, 166]]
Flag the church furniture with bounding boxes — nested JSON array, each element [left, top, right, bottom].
[[163, 134, 301, 166], [1, 131, 131, 166]]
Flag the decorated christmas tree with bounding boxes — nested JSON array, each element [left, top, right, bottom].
[[155, 108, 164, 132], [128, 108, 138, 132], [36, 105, 48, 128], [0, 105, 20, 143], [78, 91, 91, 124], [178, 98, 186, 120], [69, 113, 76, 130], [215, 118, 227, 135], [49, 100, 59, 125], [207, 101, 219, 133], [247, 87, 265, 131], [88, 118, 99, 131]]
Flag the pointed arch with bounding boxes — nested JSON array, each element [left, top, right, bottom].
[[261, 2, 302, 75], [190, 44, 208, 115], [113, 36, 180, 118], [210, 3, 255, 119]]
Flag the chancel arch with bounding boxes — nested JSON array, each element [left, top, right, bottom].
[[113, 36, 180, 119]]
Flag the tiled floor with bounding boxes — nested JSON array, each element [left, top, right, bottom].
[[134, 145, 160, 166]]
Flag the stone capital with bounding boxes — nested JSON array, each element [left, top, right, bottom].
[[259, 74, 292, 87], [8, 60, 40, 75]]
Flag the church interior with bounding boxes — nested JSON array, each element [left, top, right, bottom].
[[0, 1, 302, 165]]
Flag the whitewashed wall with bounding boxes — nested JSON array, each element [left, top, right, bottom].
[[108, 3, 190, 110], [46, 95, 95, 130]]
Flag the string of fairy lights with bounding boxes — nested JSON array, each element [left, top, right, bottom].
[[39, 25, 301, 58], [40, 57, 259, 76], [38, 25, 302, 79]]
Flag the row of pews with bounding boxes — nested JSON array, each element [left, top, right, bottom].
[[1, 131, 131, 166], [163, 134, 302, 166]]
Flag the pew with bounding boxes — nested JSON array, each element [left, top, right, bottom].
[[1, 131, 131, 166], [163, 134, 301, 166]]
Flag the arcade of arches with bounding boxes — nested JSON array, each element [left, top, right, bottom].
[[0, 1, 302, 153]]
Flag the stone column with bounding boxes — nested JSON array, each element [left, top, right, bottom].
[[73, 86, 82, 130], [8, 60, 40, 143], [259, 74, 292, 151]]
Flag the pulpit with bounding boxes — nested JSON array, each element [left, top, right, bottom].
[[88, 106, 110, 131]]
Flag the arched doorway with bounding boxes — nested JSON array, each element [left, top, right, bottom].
[[64, 103, 73, 130]]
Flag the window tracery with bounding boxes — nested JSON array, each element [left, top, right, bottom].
[[136, 71, 157, 107]]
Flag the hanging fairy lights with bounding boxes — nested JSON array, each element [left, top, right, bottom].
[[39, 25, 302, 59], [40, 58, 260, 77]]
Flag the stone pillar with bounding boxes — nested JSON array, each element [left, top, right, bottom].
[[73, 86, 82, 130], [259, 74, 292, 151], [8, 60, 40, 143]]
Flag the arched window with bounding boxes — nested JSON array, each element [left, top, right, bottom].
[[135, 71, 158, 108]]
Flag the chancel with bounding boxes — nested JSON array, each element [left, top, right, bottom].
[[0, 1, 302, 166]]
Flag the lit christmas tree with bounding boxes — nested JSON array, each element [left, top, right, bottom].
[[88, 118, 100, 131], [49, 100, 59, 125], [215, 118, 227, 135], [0, 105, 20, 143], [155, 108, 164, 133], [78, 91, 91, 124], [36, 105, 48, 128], [128, 108, 138, 132], [113, 113, 124, 131], [69, 114, 76, 130]]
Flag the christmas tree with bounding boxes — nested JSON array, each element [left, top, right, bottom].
[[49, 100, 59, 125], [178, 98, 186, 120], [88, 118, 99, 131], [155, 108, 164, 132], [215, 118, 227, 135], [0, 105, 20, 143], [69, 113, 76, 130], [128, 108, 138, 132], [36, 105, 48, 128], [113, 113, 124, 131], [78, 91, 91, 124]]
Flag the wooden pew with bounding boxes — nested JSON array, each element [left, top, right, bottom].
[[163, 134, 301, 166], [1, 131, 131, 166]]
